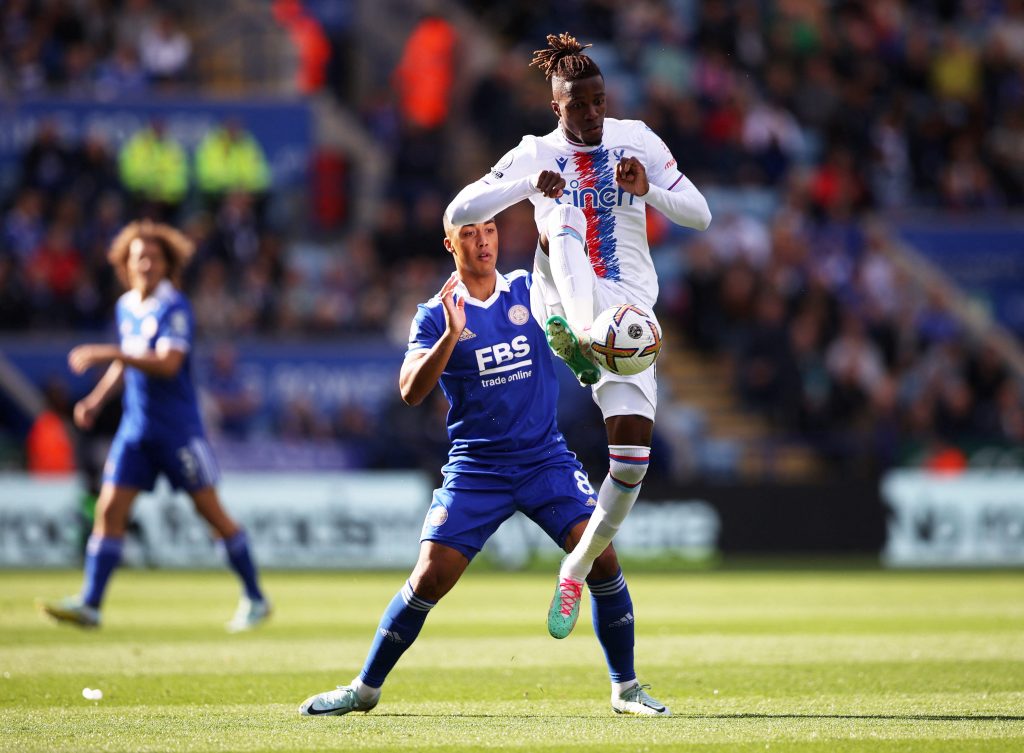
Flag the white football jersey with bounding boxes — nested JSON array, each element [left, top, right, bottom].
[[480, 118, 685, 308]]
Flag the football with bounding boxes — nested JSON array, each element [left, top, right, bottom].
[[589, 304, 663, 376]]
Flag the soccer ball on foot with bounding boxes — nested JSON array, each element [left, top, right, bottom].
[[589, 304, 662, 376]]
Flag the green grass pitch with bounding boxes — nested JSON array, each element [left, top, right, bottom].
[[1, 566, 1022, 752]]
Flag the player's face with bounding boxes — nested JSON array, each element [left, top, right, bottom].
[[127, 237, 168, 297], [552, 75, 606, 146], [446, 221, 498, 278]]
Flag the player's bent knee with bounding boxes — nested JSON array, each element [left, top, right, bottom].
[[408, 566, 459, 603], [545, 203, 587, 240]]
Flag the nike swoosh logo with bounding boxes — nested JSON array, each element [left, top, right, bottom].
[[304, 704, 343, 716]]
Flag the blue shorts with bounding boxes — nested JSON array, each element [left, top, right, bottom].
[[421, 458, 597, 560], [104, 431, 220, 493]]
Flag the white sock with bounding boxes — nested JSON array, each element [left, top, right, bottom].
[[612, 679, 639, 697], [352, 677, 381, 703], [545, 204, 594, 335], [562, 445, 651, 582]]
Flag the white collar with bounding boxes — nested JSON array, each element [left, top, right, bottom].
[[552, 125, 603, 152], [454, 272, 508, 308], [124, 279, 175, 315]]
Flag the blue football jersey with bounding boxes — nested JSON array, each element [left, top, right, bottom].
[[115, 279, 204, 440], [407, 270, 570, 468]]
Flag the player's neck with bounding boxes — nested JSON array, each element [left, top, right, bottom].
[[560, 125, 599, 148], [458, 271, 496, 302]]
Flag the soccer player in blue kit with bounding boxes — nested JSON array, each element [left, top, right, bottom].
[[298, 214, 669, 717], [39, 220, 270, 632]]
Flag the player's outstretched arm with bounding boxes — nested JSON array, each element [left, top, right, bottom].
[[116, 348, 187, 379], [615, 156, 711, 231], [400, 273, 465, 406], [68, 343, 185, 380], [447, 170, 565, 226]]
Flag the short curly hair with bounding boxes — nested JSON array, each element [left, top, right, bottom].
[[107, 220, 195, 290]]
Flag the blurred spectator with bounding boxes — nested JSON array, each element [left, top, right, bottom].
[[195, 120, 271, 208], [393, 14, 457, 130], [26, 225, 83, 326], [69, 130, 121, 214], [25, 380, 75, 474], [737, 288, 791, 420], [118, 121, 188, 220], [0, 255, 32, 330], [272, 0, 331, 93], [94, 44, 148, 99], [204, 344, 260, 440], [19, 121, 74, 195], [138, 11, 192, 85], [3, 190, 47, 264]]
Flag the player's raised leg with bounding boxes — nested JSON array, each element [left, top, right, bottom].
[[552, 408, 653, 634], [299, 542, 468, 716], [542, 205, 600, 386], [39, 482, 138, 628]]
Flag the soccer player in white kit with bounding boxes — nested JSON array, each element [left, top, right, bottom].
[[446, 33, 711, 638]]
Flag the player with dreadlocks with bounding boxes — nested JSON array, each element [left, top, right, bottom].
[[447, 33, 711, 650]]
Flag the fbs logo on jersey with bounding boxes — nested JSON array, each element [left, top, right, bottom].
[[475, 335, 531, 376]]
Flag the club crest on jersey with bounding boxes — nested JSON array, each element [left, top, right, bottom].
[[508, 304, 530, 325], [555, 156, 569, 171]]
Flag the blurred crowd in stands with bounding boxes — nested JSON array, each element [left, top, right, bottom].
[[1, 0, 193, 96], [3, 0, 1024, 478]]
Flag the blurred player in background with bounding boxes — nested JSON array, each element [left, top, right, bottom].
[[39, 220, 270, 632], [298, 214, 669, 718], [446, 33, 712, 638]]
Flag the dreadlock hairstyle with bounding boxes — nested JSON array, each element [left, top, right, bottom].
[[530, 32, 602, 82]]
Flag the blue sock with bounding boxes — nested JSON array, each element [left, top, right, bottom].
[[359, 581, 436, 688], [588, 569, 636, 683], [219, 530, 264, 601], [80, 535, 124, 609]]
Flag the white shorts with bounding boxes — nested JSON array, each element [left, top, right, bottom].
[[530, 248, 657, 421]]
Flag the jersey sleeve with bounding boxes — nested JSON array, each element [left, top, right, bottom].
[[406, 303, 442, 357], [156, 300, 193, 353], [445, 138, 541, 226], [639, 123, 686, 191]]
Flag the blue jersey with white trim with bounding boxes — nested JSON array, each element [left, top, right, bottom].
[[407, 270, 568, 468], [115, 279, 204, 440]]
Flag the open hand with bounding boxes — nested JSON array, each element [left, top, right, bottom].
[[439, 272, 466, 339]]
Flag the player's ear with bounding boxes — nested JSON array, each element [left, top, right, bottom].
[[550, 100, 560, 119], [443, 237, 455, 255]]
